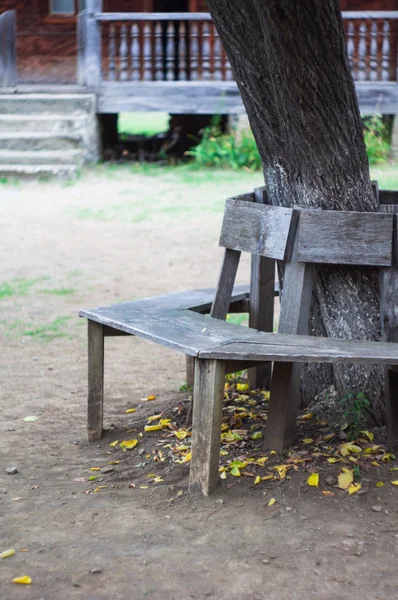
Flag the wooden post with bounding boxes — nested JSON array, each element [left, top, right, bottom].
[[0, 11, 17, 88], [265, 217, 314, 452], [379, 206, 398, 451], [81, 0, 102, 88], [87, 320, 104, 441], [189, 359, 226, 496], [248, 186, 275, 390]]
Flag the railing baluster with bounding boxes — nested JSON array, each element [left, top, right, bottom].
[[347, 20, 355, 75], [119, 24, 128, 81], [358, 21, 367, 81], [370, 21, 378, 81], [190, 21, 199, 80], [108, 24, 116, 81], [213, 24, 222, 81], [131, 23, 140, 81], [154, 21, 163, 80], [143, 22, 152, 80], [382, 20, 391, 81], [201, 21, 210, 80], [166, 21, 175, 81], [179, 21, 187, 81]]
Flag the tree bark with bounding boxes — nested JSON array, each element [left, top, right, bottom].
[[206, 0, 384, 421]]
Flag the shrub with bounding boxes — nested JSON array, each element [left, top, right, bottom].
[[363, 114, 391, 165]]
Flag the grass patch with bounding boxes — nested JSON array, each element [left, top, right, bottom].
[[42, 288, 76, 296], [23, 316, 71, 343], [0, 278, 40, 300], [118, 112, 169, 137], [226, 313, 249, 327]]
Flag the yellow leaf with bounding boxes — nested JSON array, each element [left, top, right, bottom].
[[261, 475, 275, 481], [270, 450, 277, 455], [108, 461, 120, 465], [372, 461, 381, 467], [147, 474, 156, 478], [337, 468, 354, 489], [255, 457, 269, 466], [361, 430, 374, 441], [153, 476, 164, 483], [0, 549, 15, 559], [147, 395, 156, 401], [254, 476, 261, 485], [376, 481, 384, 487], [299, 412, 314, 420], [322, 490, 335, 497], [139, 486, 149, 489], [159, 419, 172, 428], [147, 414, 162, 422], [327, 458, 339, 464], [273, 465, 289, 479], [183, 452, 191, 463], [268, 498, 276, 507], [90, 467, 101, 471], [220, 471, 227, 480], [177, 490, 183, 497], [125, 408, 136, 414], [144, 424, 163, 432], [302, 438, 313, 444], [236, 383, 249, 392], [382, 453, 395, 462], [230, 466, 241, 477], [323, 434, 335, 441], [348, 482, 361, 495], [109, 441, 119, 447], [12, 576, 32, 585], [340, 443, 362, 457], [307, 473, 319, 487], [174, 429, 189, 440], [120, 439, 138, 449], [391, 480, 398, 486]]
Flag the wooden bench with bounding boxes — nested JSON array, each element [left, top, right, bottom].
[[80, 186, 398, 496]]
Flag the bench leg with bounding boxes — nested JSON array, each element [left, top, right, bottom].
[[189, 358, 226, 496], [87, 320, 104, 442], [386, 367, 398, 452], [265, 362, 300, 452]]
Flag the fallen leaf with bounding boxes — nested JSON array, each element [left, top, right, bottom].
[[23, 416, 38, 422], [375, 481, 384, 487], [88, 476, 97, 481], [391, 480, 398, 486], [120, 439, 138, 449], [299, 412, 314, 420], [302, 438, 313, 444], [254, 475, 261, 485], [250, 431, 263, 440], [177, 490, 183, 497], [147, 395, 156, 401], [144, 424, 163, 432], [220, 471, 227, 480], [147, 414, 162, 423], [261, 475, 275, 481], [337, 468, 354, 490], [340, 443, 362, 457], [255, 457, 269, 466], [108, 461, 120, 465], [183, 452, 191, 463], [12, 576, 31, 585], [174, 429, 190, 440], [139, 486, 149, 489], [327, 458, 339, 464], [236, 383, 249, 392], [230, 466, 241, 477], [322, 490, 335, 497], [372, 461, 381, 467], [109, 441, 119, 447], [73, 477, 86, 483], [307, 473, 319, 487], [125, 408, 136, 414], [89, 468, 101, 471], [361, 430, 374, 441], [0, 549, 15, 559], [348, 482, 361, 495], [382, 453, 396, 462], [268, 498, 276, 507]]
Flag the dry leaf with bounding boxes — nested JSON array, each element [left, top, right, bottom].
[[268, 498, 276, 507], [125, 408, 136, 414], [307, 473, 319, 487], [361, 430, 374, 441], [89, 467, 101, 471], [254, 475, 261, 485], [327, 458, 339, 464], [147, 414, 162, 423], [337, 468, 354, 490], [147, 395, 156, 401], [108, 461, 120, 465], [236, 383, 249, 392], [12, 576, 31, 585], [348, 482, 361, 495], [302, 438, 313, 444], [0, 548, 15, 559], [375, 481, 384, 487], [120, 439, 138, 449], [391, 480, 398, 485], [322, 490, 335, 497], [23, 416, 38, 422], [230, 466, 241, 477], [255, 457, 269, 466], [299, 412, 314, 420], [220, 471, 227, 480], [109, 441, 119, 447], [340, 443, 362, 457]]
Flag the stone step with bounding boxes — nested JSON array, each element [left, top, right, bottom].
[[0, 149, 83, 166], [0, 132, 83, 152], [0, 114, 88, 133], [0, 94, 96, 115], [0, 164, 78, 179]]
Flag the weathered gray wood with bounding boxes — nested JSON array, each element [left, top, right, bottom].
[[379, 205, 398, 450], [298, 210, 394, 266], [0, 11, 17, 88], [185, 355, 195, 387], [266, 222, 314, 451], [189, 359, 226, 496], [87, 320, 104, 441], [248, 186, 275, 390], [219, 199, 297, 261], [210, 248, 241, 320], [266, 362, 300, 452], [84, 0, 102, 87]]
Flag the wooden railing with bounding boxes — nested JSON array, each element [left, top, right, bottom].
[[0, 10, 17, 87], [78, 5, 398, 87]]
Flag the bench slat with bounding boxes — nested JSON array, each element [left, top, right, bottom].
[[298, 211, 394, 266], [219, 199, 297, 261]]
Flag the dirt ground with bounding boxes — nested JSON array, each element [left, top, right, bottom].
[[1, 165, 398, 600]]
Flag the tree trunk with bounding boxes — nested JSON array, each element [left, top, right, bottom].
[[206, 0, 385, 421]]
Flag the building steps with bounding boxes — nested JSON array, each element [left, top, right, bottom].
[[0, 94, 99, 178]]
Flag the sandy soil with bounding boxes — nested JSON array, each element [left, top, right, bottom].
[[1, 166, 398, 600]]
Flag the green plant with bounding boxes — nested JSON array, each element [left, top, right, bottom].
[[353, 464, 361, 481], [187, 116, 261, 171], [339, 391, 371, 439], [179, 383, 193, 393], [363, 114, 391, 165]]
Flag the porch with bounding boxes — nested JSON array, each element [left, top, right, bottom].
[[1, 6, 398, 114]]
